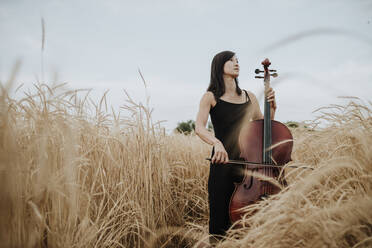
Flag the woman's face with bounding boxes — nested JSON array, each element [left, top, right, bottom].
[[223, 55, 239, 78]]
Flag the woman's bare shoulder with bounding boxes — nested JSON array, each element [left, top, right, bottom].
[[245, 90, 258, 102], [201, 91, 215, 102], [199, 91, 216, 108], [205, 91, 215, 98], [244, 90, 263, 119]]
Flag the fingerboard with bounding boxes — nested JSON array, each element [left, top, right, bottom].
[[263, 74, 273, 164]]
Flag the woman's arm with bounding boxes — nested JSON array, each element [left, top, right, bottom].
[[247, 89, 276, 120], [247, 91, 264, 120], [195, 92, 228, 164]]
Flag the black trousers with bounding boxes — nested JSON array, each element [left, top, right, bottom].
[[208, 162, 244, 237]]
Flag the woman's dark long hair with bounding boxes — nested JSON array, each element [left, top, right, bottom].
[[207, 50, 242, 99]]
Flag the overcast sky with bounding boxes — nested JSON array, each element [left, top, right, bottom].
[[1, 0, 372, 131]]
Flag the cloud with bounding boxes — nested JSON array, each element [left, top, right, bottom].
[[270, 59, 372, 123]]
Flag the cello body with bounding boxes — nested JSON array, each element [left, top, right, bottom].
[[229, 58, 293, 223], [229, 120, 293, 222]]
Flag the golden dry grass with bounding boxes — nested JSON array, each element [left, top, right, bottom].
[[0, 81, 371, 248]]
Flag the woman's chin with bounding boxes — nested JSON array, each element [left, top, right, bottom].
[[225, 72, 239, 78]]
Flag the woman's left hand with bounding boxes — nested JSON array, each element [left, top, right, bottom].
[[267, 87, 277, 111]]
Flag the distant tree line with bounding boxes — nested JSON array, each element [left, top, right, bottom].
[[175, 120, 213, 135], [284, 121, 309, 129]]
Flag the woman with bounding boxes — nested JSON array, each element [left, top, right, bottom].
[[195, 51, 276, 243]]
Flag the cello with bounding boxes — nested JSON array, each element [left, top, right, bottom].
[[228, 58, 293, 223]]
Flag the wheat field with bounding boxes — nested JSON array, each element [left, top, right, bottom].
[[0, 81, 371, 248]]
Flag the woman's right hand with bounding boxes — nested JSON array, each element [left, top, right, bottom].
[[211, 141, 229, 164]]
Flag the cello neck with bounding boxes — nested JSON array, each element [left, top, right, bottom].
[[262, 59, 273, 164]]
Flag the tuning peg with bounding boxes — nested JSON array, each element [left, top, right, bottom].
[[255, 69, 264, 74], [269, 69, 277, 72], [255, 76, 264, 79], [270, 73, 278, 78]]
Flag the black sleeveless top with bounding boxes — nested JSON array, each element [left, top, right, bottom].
[[210, 90, 251, 160]]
